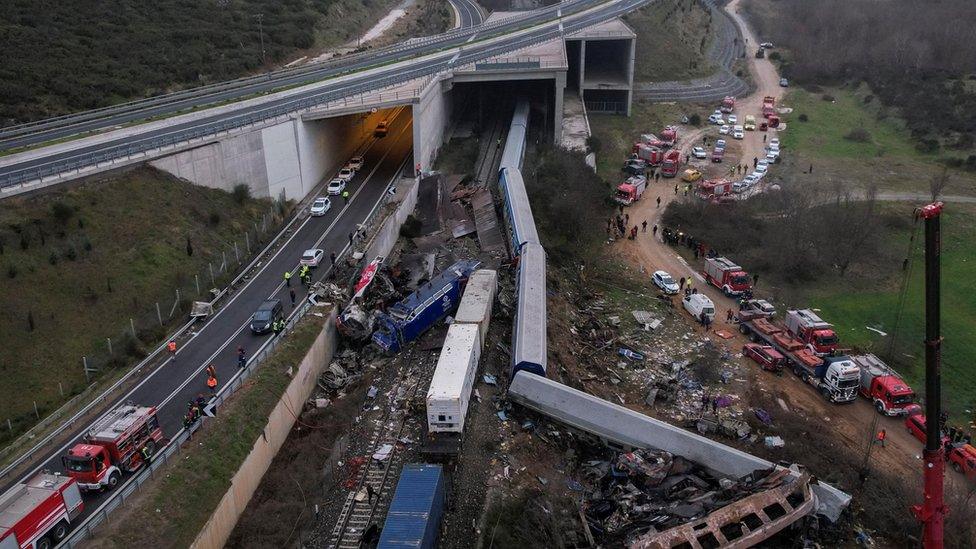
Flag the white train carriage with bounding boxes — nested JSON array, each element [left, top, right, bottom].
[[426, 323, 482, 434], [511, 242, 547, 378], [453, 269, 497, 349], [499, 167, 540, 253], [499, 99, 530, 171]]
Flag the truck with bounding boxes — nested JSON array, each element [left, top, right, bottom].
[[614, 176, 647, 205], [695, 179, 734, 202], [660, 150, 681, 177], [0, 474, 84, 549], [702, 256, 751, 296], [633, 143, 664, 166], [660, 125, 678, 147], [852, 354, 918, 416], [762, 96, 776, 118], [948, 444, 976, 480], [62, 404, 164, 491], [738, 319, 860, 402], [767, 114, 781, 128], [378, 464, 446, 549], [784, 309, 839, 355], [372, 260, 480, 353], [720, 96, 735, 113]]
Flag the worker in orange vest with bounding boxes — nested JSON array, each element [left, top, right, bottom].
[[207, 374, 218, 396], [874, 429, 887, 448], [167, 340, 177, 356]]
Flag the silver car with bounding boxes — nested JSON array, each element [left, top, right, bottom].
[[310, 197, 332, 216]]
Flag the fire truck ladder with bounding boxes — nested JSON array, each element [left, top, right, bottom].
[[328, 351, 424, 549]]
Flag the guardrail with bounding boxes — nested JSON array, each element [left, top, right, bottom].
[[57, 168, 410, 548]]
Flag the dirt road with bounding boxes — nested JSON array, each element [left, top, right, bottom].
[[611, 0, 939, 497]]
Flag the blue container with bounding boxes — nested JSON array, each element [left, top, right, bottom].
[[378, 464, 446, 549]]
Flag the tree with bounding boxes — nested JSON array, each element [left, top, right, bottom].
[[930, 166, 949, 201]]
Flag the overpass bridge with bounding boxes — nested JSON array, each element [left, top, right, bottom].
[[0, 0, 643, 200]]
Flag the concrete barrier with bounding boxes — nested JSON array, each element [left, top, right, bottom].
[[364, 176, 421, 260], [190, 310, 338, 549]]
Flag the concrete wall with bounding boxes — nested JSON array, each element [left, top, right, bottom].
[[191, 310, 338, 549], [152, 114, 365, 203], [412, 78, 452, 175], [364, 176, 420, 260]]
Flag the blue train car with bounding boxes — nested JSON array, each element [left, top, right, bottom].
[[499, 99, 530, 171], [378, 464, 446, 549], [512, 242, 547, 377], [499, 167, 540, 252], [373, 260, 481, 353]]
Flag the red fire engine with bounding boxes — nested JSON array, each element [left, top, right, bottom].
[[62, 404, 164, 492], [0, 473, 84, 549]]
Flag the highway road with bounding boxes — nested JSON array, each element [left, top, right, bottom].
[[0, 0, 653, 190], [0, 107, 415, 525], [0, 0, 583, 154], [451, 0, 487, 28]]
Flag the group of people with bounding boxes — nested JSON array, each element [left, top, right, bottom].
[[182, 393, 209, 430], [608, 209, 658, 242]]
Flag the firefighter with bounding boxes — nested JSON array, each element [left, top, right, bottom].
[[237, 347, 246, 369], [140, 445, 152, 464], [342, 190, 350, 205], [206, 363, 216, 379], [874, 429, 887, 448], [284, 270, 292, 287], [273, 319, 284, 335], [167, 340, 177, 357], [207, 374, 218, 395]]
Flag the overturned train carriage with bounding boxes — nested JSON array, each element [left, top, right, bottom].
[[512, 243, 547, 378]]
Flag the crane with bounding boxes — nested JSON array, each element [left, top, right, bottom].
[[911, 201, 947, 548]]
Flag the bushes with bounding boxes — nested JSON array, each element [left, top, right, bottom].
[[844, 127, 872, 143], [231, 184, 251, 205], [688, 113, 702, 126]]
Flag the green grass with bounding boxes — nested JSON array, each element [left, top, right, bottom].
[[781, 86, 921, 159], [0, 168, 272, 441], [88, 314, 328, 549], [624, 0, 715, 82], [810, 205, 976, 417]]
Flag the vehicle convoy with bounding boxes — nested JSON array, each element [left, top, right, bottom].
[[784, 309, 839, 355], [720, 96, 735, 113], [738, 317, 859, 402], [0, 473, 84, 549], [852, 354, 918, 416], [614, 176, 647, 205], [62, 405, 164, 491], [762, 96, 776, 118], [696, 179, 734, 202], [703, 257, 751, 296], [660, 150, 681, 177], [372, 260, 481, 353]]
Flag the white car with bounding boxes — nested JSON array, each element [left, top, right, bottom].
[[709, 114, 725, 125], [727, 114, 738, 125], [755, 161, 769, 174], [761, 42, 774, 49], [766, 148, 780, 161], [310, 197, 332, 216], [300, 249, 325, 268], [718, 125, 730, 135], [327, 178, 346, 195], [348, 156, 364, 171], [336, 168, 354, 182], [769, 138, 780, 148], [733, 126, 745, 140], [742, 174, 760, 186], [652, 270, 680, 294], [750, 170, 765, 181], [716, 139, 727, 149], [692, 146, 707, 159]]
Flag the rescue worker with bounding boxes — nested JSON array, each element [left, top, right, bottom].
[[167, 340, 177, 357], [195, 394, 208, 412], [237, 348, 246, 369], [140, 445, 152, 464], [874, 429, 887, 448], [207, 374, 218, 395], [656, 196, 661, 208], [642, 220, 648, 232], [726, 309, 734, 323], [342, 190, 350, 205], [290, 287, 297, 307], [330, 252, 337, 265], [284, 270, 292, 287], [206, 363, 216, 379]]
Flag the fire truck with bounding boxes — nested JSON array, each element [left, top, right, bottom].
[[660, 150, 682, 177], [852, 354, 918, 416], [784, 309, 839, 355], [702, 256, 751, 296], [614, 176, 647, 205], [62, 404, 164, 492], [0, 473, 84, 549]]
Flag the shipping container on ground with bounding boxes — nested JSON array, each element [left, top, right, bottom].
[[378, 464, 446, 549]]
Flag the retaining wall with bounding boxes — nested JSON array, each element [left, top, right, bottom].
[[190, 310, 338, 549]]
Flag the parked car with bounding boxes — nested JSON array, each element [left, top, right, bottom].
[[709, 114, 725, 125], [742, 173, 760, 186], [300, 248, 325, 268], [250, 300, 283, 334], [336, 167, 354, 182], [743, 343, 785, 373], [904, 413, 950, 446], [716, 139, 727, 149], [766, 148, 780, 161], [682, 168, 702, 182], [348, 156, 365, 170], [760, 42, 774, 49], [711, 148, 725, 163], [750, 170, 765, 181], [733, 126, 745, 140], [755, 160, 769, 174], [779, 78, 789, 87], [769, 138, 780, 148], [948, 444, 976, 479], [682, 293, 715, 322], [727, 114, 738, 125], [718, 125, 730, 135], [310, 197, 332, 216], [652, 270, 680, 294], [744, 115, 757, 131], [327, 179, 346, 195], [692, 147, 707, 159]]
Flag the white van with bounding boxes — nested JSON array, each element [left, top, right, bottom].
[[683, 293, 716, 322]]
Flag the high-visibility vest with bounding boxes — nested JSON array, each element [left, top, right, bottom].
[[167, 341, 177, 353], [207, 376, 217, 388], [284, 271, 292, 280]]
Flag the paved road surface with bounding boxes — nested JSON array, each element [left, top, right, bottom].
[[0, 109, 415, 524], [451, 0, 487, 28]]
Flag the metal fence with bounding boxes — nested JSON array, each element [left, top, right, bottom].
[[56, 171, 412, 548]]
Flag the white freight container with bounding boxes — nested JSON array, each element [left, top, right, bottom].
[[454, 269, 497, 348], [426, 324, 481, 434]]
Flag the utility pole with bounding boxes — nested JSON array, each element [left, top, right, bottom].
[[255, 14, 267, 65], [912, 201, 946, 549]]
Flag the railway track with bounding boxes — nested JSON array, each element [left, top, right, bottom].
[[327, 349, 430, 548]]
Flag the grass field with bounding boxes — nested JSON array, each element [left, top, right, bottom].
[[778, 86, 976, 195], [0, 169, 272, 438], [810, 205, 976, 418], [624, 0, 715, 82]]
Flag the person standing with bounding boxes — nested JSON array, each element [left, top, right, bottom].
[[726, 309, 734, 323], [656, 196, 661, 208], [674, 184, 678, 194], [679, 277, 686, 290], [167, 340, 177, 360], [367, 484, 376, 503], [348, 232, 354, 246], [290, 288, 297, 306], [284, 271, 292, 287], [652, 224, 658, 237], [207, 374, 218, 396], [874, 429, 887, 448], [330, 252, 337, 265], [752, 273, 759, 287], [206, 363, 216, 379], [342, 190, 350, 205], [642, 220, 648, 232], [753, 157, 758, 168]]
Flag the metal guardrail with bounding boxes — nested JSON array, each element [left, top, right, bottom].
[[57, 169, 411, 548]]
